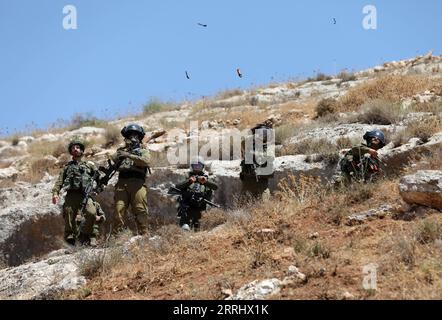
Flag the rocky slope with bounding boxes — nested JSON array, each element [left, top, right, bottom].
[[0, 52, 441, 299]]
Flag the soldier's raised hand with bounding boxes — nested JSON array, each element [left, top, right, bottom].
[[189, 176, 197, 183], [198, 176, 207, 184], [52, 195, 59, 205], [368, 149, 378, 158]]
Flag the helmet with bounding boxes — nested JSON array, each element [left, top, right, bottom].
[[67, 139, 85, 154], [363, 130, 386, 147], [190, 156, 205, 172], [121, 124, 146, 140]]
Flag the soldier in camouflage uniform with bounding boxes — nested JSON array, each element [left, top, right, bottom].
[[240, 121, 275, 199], [52, 139, 105, 246], [108, 124, 151, 235], [338, 130, 386, 184], [174, 157, 218, 231]]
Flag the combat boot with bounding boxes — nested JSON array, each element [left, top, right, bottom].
[[65, 235, 76, 246]]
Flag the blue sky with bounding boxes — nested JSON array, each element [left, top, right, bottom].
[[0, 0, 441, 136]]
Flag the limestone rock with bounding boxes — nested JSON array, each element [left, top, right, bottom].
[[399, 170, 442, 210], [226, 278, 281, 300]]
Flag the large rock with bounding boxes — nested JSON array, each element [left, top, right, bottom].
[[0, 176, 64, 267], [399, 170, 442, 210], [0, 250, 86, 299]]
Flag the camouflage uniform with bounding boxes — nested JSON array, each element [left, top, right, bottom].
[[109, 143, 151, 235], [338, 130, 386, 184], [174, 170, 218, 231], [339, 145, 382, 183], [52, 159, 103, 245]]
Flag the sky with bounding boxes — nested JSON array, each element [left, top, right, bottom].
[[0, 0, 441, 136]]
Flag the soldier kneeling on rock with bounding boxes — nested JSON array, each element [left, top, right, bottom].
[[172, 157, 218, 232], [52, 139, 105, 247]]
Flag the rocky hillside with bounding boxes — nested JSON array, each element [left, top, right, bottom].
[[0, 52, 441, 300]]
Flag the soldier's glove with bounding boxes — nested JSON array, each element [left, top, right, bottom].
[[189, 176, 197, 183], [368, 149, 378, 158], [198, 176, 207, 184]]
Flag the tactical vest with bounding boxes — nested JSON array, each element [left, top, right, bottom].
[[182, 180, 212, 209], [62, 161, 95, 192], [117, 147, 148, 177]]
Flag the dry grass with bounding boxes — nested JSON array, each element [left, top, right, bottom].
[[410, 101, 442, 114], [338, 75, 436, 112], [314, 98, 338, 119], [274, 124, 298, 145], [405, 117, 442, 143], [64, 168, 442, 300], [103, 125, 121, 148], [216, 88, 244, 100], [279, 138, 340, 164], [356, 99, 404, 125], [143, 99, 177, 115]]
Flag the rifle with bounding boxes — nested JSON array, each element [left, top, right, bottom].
[[168, 186, 220, 208], [98, 130, 166, 189], [76, 170, 100, 230]]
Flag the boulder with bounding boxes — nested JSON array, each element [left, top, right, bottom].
[[399, 170, 442, 210], [0, 250, 86, 299]]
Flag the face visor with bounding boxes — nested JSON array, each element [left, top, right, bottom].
[[191, 163, 204, 172]]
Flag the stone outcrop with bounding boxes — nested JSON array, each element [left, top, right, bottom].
[[399, 170, 442, 210]]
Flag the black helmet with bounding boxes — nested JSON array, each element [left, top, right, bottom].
[[121, 124, 146, 140], [67, 139, 85, 154], [363, 130, 386, 147], [190, 156, 205, 172]]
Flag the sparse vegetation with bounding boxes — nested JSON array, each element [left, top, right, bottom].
[[337, 71, 357, 83], [405, 117, 442, 143], [11, 135, 20, 146], [143, 99, 176, 115], [279, 138, 340, 164], [69, 113, 107, 130], [356, 99, 404, 125], [315, 98, 338, 119], [274, 124, 297, 145], [308, 73, 333, 82], [103, 125, 121, 148], [415, 219, 442, 244], [338, 75, 436, 112]]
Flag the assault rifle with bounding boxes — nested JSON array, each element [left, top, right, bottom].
[[168, 186, 220, 208], [76, 170, 101, 229], [98, 130, 166, 189]]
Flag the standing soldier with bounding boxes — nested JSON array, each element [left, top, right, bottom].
[[108, 124, 151, 235], [338, 130, 386, 184], [240, 120, 275, 199], [52, 139, 104, 246], [173, 157, 218, 231]]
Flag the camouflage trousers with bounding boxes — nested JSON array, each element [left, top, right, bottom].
[[240, 176, 270, 199], [63, 192, 100, 242], [114, 178, 149, 235], [179, 206, 203, 231]]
